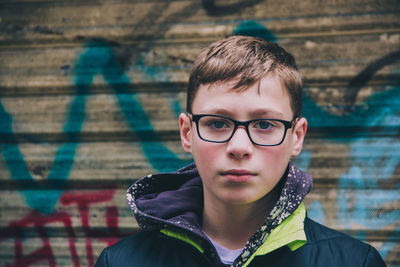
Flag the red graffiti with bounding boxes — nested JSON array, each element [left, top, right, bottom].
[[0, 190, 126, 267], [60, 190, 121, 266]]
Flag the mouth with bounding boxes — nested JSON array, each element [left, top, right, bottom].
[[220, 169, 256, 183]]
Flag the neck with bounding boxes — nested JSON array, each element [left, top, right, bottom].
[[202, 183, 281, 250]]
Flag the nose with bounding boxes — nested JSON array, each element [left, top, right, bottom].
[[226, 126, 253, 159]]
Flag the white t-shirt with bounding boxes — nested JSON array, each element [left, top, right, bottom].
[[205, 234, 243, 265]]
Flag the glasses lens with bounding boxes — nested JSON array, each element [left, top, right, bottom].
[[198, 116, 234, 142], [249, 119, 285, 145]]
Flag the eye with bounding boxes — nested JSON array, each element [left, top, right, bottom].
[[254, 120, 272, 130], [208, 120, 229, 129]]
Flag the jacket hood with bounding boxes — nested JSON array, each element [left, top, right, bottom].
[[126, 161, 312, 265], [127, 163, 205, 236]]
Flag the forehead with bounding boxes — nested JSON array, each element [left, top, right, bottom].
[[191, 75, 293, 120]]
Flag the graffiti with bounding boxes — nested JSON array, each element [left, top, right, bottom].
[[344, 51, 400, 106], [234, 20, 400, 262], [0, 2, 209, 263], [202, 0, 262, 16], [0, 93, 85, 214], [75, 42, 190, 172], [302, 48, 400, 262], [0, 41, 191, 214], [233, 20, 277, 42], [60, 190, 124, 266], [0, 190, 123, 267], [0, 10, 398, 265], [4, 211, 76, 267]]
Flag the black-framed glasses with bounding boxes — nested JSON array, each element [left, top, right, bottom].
[[190, 114, 296, 146]]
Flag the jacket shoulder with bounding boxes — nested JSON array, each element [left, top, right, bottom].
[[302, 218, 386, 267], [304, 217, 358, 243], [95, 231, 159, 267], [95, 230, 208, 267]]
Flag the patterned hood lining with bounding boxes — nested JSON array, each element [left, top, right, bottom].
[[232, 162, 312, 266], [126, 162, 312, 266]]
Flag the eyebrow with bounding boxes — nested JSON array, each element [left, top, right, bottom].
[[248, 109, 285, 118], [196, 108, 285, 119]]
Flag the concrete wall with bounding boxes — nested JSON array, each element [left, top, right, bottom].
[[0, 0, 399, 266]]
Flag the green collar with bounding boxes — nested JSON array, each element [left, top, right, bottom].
[[242, 202, 307, 267], [160, 202, 307, 266]]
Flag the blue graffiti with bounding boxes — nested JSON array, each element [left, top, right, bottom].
[[235, 20, 400, 262], [0, 42, 191, 214], [304, 59, 400, 261], [233, 20, 277, 43], [78, 43, 190, 170], [0, 18, 398, 262], [0, 94, 85, 215]]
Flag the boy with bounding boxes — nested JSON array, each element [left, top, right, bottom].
[[95, 36, 386, 266]]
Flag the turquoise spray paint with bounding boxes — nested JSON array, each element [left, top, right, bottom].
[[234, 21, 400, 261], [0, 42, 190, 213]]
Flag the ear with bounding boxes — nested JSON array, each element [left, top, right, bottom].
[[291, 117, 307, 158], [179, 113, 192, 153]]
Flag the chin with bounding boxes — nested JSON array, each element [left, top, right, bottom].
[[219, 189, 266, 205]]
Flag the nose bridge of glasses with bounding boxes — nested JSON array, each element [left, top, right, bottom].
[[230, 122, 252, 142], [233, 119, 251, 129]]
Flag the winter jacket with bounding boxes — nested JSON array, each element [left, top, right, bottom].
[[95, 163, 386, 267]]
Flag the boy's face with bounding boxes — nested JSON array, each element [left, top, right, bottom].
[[179, 74, 307, 206]]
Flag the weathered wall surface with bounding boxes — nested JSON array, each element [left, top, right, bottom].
[[0, 0, 399, 266]]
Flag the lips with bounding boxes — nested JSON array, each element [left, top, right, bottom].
[[220, 169, 256, 183]]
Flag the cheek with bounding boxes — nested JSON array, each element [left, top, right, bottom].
[[259, 143, 292, 173], [190, 139, 226, 185], [192, 139, 220, 167]]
